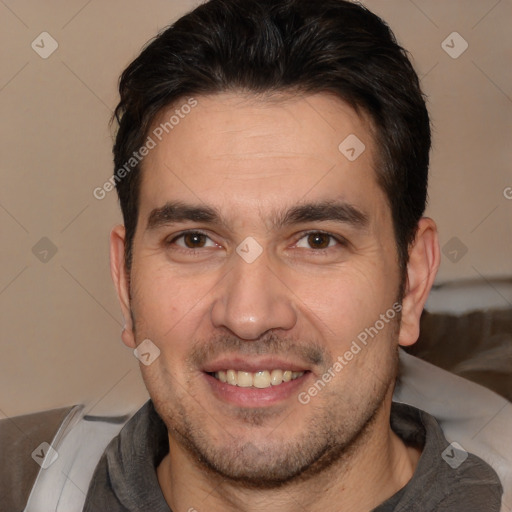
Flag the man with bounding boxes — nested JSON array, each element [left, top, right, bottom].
[[84, 0, 503, 510]]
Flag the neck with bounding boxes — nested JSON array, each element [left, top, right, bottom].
[[157, 397, 421, 512]]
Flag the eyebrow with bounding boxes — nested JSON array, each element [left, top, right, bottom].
[[274, 200, 369, 230], [146, 202, 221, 230], [145, 200, 369, 231]]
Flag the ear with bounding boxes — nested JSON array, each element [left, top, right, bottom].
[[398, 217, 440, 347], [110, 225, 136, 348]]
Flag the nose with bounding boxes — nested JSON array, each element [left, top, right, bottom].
[[210, 248, 298, 340]]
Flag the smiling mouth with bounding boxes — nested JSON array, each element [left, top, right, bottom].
[[210, 369, 306, 389]]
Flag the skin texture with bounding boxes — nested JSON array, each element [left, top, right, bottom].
[[110, 92, 440, 512]]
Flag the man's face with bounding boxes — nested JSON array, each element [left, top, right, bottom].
[[126, 93, 403, 485]]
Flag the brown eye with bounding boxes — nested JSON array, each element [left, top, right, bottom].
[[170, 232, 215, 249], [182, 232, 208, 248], [166, 230, 221, 260], [307, 232, 332, 249]]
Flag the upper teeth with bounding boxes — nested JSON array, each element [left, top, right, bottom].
[[214, 369, 304, 388]]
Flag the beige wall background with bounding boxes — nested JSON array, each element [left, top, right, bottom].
[[1, 0, 511, 418]]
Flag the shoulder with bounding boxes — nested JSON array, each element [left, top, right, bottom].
[[18, 403, 145, 512], [394, 352, 511, 511]]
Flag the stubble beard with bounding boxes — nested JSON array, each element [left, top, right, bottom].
[[147, 333, 400, 490]]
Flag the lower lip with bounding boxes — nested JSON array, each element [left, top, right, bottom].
[[204, 372, 311, 408]]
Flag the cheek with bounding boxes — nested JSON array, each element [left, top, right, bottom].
[[129, 262, 216, 344], [292, 261, 397, 344]]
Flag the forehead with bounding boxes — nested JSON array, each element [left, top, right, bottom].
[[139, 92, 387, 226]]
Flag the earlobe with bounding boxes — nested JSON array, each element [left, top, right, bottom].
[[110, 225, 137, 348], [398, 217, 440, 347]]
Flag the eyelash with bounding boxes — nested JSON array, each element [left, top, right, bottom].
[[166, 230, 347, 252], [166, 230, 216, 250], [296, 230, 348, 251]]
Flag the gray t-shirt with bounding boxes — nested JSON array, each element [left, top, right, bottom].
[[83, 401, 503, 512]]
